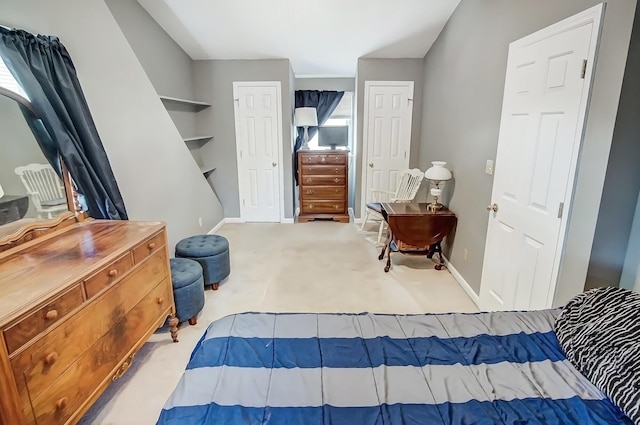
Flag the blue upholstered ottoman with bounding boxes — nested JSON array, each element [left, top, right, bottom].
[[169, 258, 205, 325], [175, 235, 230, 290]]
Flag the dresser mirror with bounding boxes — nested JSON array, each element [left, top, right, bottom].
[[0, 91, 80, 247]]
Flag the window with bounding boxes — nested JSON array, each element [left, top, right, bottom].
[[0, 55, 29, 100], [307, 92, 353, 149]]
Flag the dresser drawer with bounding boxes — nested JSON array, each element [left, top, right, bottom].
[[84, 252, 133, 299], [299, 153, 346, 165], [300, 175, 346, 186], [30, 280, 172, 425], [12, 249, 168, 405], [301, 165, 346, 176], [4, 285, 84, 354], [132, 231, 165, 264], [301, 186, 345, 200], [301, 201, 346, 214]]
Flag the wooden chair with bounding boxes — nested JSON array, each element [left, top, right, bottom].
[[14, 163, 67, 219], [360, 168, 424, 244]]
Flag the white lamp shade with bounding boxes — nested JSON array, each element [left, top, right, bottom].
[[424, 161, 452, 182], [294, 107, 318, 127]]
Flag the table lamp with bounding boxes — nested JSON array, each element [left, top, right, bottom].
[[424, 161, 452, 211], [294, 107, 318, 149]]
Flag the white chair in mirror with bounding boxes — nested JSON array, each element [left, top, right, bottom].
[[360, 168, 424, 244], [14, 163, 67, 219]]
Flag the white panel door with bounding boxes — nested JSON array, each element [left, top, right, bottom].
[[362, 82, 413, 207], [480, 7, 602, 311], [233, 82, 282, 222]]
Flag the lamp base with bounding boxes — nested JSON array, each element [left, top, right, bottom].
[[428, 195, 444, 212], [301, 126, 310, 150]]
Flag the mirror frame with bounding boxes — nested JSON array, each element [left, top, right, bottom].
[[0, 90, 86, 253]]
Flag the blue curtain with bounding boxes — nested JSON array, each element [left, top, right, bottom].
[[0, 28, 127, 220], [294, 90, 344, 184]]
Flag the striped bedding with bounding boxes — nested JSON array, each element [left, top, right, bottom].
[[157, 311, 632, 424]]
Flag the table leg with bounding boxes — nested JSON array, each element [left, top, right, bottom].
[[378, 230, 391, 260], [384, 232, 393, 273]]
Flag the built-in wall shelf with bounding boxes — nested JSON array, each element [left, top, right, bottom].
[[201, 166, 216, 178], [159, 95, 211, 109], [183, 136, 213, 143]]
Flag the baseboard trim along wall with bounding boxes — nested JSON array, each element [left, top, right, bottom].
[[444, 256, 480, 308], [209, 217, 293, 234]]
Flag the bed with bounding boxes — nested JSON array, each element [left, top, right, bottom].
[[157, 287, 639, 425]]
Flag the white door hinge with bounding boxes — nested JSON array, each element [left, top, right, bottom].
[[557, 202, 564, 219], [580, 59, 587, 79]]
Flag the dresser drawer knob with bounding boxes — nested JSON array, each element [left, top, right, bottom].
[[148, 242, 156, 250], [321, 157, 326, 162], [309, 204, 314, 209], [334, 168, 339, 173], [307, 157, 312, 162], [333, 156, 340, 162], [334, 178, 339, 183], [108, 269, 118, 278], [306, 189, 314, 195], [157, 297, 164, 305], [307, 178, 313, 182], [45, 351, 59, 366], [334, 205, 339, 209], [335, 190, 340, 194], [55, 397, 68, 410], [45, 309, 58, 320]]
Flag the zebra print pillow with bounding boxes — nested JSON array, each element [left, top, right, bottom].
[[555, 286, 640, 424]]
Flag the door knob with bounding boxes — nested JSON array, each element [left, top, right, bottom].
[[486, 203, 498, 213], [272, 162, 277, 167], [368, 162, 374, 168]]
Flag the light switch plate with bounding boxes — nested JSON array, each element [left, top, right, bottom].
[[485, 160, 494, 175]]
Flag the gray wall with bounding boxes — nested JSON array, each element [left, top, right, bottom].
[[621, 192, 640, 291], [418, 0, 636, 305], [1, 0, 225, 249], [586, 2, 640, 290], [104, 0, 194, 100], [194, 59, 294, 219], [355, 58, 425, 217], [295, 78, 355, 92]]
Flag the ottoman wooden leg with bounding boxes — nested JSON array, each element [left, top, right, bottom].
[[188, 316, 197, 325], [212, 282, 219, 290]]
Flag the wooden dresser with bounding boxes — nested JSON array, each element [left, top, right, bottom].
[[297, 149, 349, 223], [0, 220, 178, 425]]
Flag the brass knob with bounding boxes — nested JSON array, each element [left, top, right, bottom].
[[45, 352, 59, 365], [307, 178, 313, 183], [45, 310, 58, 320], [321, 157, 326, 162], [334, 205, 339, 209], [157, 297, 164, 305], [108, 269, 118, 278], [369, 162, 373, 168], [55, 397, 68, 410], [307, 157, 312, 162], [335, 168, 339, 173], [486, 203, 499, 213], [334, 157, 340, 162], [306, 190, 314, 195], [334, 178, 339, 183], [335, 190, 339, 194], [309, 204, 314, 209], [148, 242, 156, 250]]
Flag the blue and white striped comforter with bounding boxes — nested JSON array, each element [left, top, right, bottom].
[[157, 311, 632, 424]]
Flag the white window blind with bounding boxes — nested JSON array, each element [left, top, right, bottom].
[[329, 92, 353, 119], [0, 55, 29, 100]]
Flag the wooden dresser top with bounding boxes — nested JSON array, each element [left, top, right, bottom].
[[0, 220, 165, 326]]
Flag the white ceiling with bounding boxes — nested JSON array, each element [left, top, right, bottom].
[[137, 0, 460, 77]]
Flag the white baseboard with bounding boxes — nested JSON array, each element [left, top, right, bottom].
[[225, 218, 244, 224], [349, 208, 362, 224], [443, 256, 480, 308], [281, 218, 294, 224], [208, 219, 225, 234]]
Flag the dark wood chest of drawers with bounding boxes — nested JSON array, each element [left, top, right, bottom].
[[297, 149, 349, 223]]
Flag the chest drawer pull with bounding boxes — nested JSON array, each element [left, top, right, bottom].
[[157, 297, 164, 305], [309, 204, 314, 209], [334, 205, 339, 209], [148, 242, 156, 250], [55, 397, 68, 410], [45, 310, 58, 321], [334, 178, 339, 183], [306, 189, 314, 195], [108, 269, 118, 278], [334, 168, 339, 173], [45, 352, 59, 366]]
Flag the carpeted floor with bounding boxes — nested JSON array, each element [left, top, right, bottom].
[[79, 222, 478, 425]]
